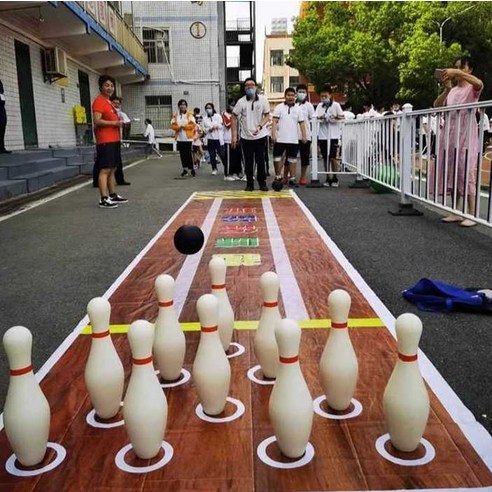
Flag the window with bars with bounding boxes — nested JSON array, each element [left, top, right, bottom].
[[270, 50, 284, 66], [270, 76, 284, 93], [143, 28, 170, 64], [289, 76, 299, 88], [145, 95, 172, 131]]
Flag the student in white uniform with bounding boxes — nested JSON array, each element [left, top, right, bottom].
[[315, 85, 344, 187], [231, 77, 271, 192], [296, 84, 315, 185], [271, 87, 307, 188], [202, 102, 223, 175]]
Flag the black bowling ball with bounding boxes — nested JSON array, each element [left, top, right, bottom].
[[272, 179, 284, 192], [173, 225, 205, 255]]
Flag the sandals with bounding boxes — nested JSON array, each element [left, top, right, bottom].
[[441, 215, 463, 223], [459, 219, 477, 228]]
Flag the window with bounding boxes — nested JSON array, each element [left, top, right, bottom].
[[143, 28, 170, 64], [270, 50, 283, 66], [270, 76, 284, 93], [145, 95, 172, 131], [289, 76, 299, 88]]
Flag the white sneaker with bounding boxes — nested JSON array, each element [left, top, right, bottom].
[[240, 175, 247, 181], [331, 180, 340, 188], [231, 174, 240, 180], [224, 176, 235, 181], [212, 170, 218, 175], [323, 182, 331, 188]]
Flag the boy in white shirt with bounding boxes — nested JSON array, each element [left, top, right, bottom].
[[144, 118, 161, 159], [271, 87, 307, 188], [296, 84, 315, 185], [315, 85, 344, 187]]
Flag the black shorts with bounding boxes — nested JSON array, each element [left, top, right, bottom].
[[319, 139, 339, 160], [95, 142, 121, 169], [273, 142, 299, 161]]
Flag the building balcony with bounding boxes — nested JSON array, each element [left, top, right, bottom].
[[0, 1, 147, 84]]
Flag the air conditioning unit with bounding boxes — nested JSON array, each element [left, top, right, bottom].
[[44, 48, 68, 77]]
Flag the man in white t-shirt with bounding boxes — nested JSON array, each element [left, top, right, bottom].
[[144, 118, 161, 159], [296, 84, 315, 185], [231, 77, 271, 191], [315, 85, 344, 187], [271, 87, 307, 188]]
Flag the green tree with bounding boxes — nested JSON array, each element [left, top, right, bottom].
[[290, 2, 492, 111]]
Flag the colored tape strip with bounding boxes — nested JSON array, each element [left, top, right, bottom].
[[263, 301, 278, 308], [80, 318, 385, 335], [211, 284, 226, 290], [159, 300, 173, 307]]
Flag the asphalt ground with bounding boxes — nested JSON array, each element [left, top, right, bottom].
[[0, 152, 490, 435]]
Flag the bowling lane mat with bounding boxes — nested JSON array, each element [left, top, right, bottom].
[[0, 190, 490, 491]]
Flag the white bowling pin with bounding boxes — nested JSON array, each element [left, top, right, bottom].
[[383, 313, 430, 452], [123, 320, 167, 459], [84, 297, 124, 419], [154, 274, 186, 381], [319, 289, 359, 411], [209, 256, 234, 351], [254, 271, 281, 378], [269, 319, 313, 459], [3, 326, 50, 466], [193, 294, 231, 415]]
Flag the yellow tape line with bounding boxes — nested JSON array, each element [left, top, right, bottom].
[[194, 190, 291, 200], [80, 318, 384, 335]]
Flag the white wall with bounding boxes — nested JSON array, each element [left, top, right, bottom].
[[121, 1, 222, 133], [0, 24, 102, 150]]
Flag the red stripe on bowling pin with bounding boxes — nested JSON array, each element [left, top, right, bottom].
[[201, 325, 218, 333], [279, 355, 299, 364], [211, 283, 226, 290], [92, 330, 110, 338], [10, 365, 33, 376], [158, 300, 173, 307], [132, 356, 153, 365], [331, 322, 348, 329], [263, 301, 278, 308], [398, 353, 418, 362]]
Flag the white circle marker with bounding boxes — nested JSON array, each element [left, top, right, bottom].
[[6, 443, 67, 477], [313, 396, 363, 420], [86, 409, 124, 429], [195, 397, 245, 423], [257, 436, 315, 469], [114, 441, 173, 474], [247, 365, 275, 385], [226, 342, 245, 359], [375, 434, 436, 467], [156, 368, 191, 388]]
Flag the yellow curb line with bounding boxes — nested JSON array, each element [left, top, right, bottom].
[[80, 318, 384, 335]]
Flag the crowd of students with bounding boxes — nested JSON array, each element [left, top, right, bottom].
[[169, 78, 348, 191]]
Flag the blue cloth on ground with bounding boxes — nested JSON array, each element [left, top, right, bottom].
[[402, 278, 492, 313]]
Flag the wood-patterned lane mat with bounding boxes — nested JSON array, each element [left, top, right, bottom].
[[0, 191, 490, 492]]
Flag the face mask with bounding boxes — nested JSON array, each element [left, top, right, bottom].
[[206, 108, 213, 116], [322, 97, 331, 106], [245, 88, 256, 98], [297, 92, 307, 102]]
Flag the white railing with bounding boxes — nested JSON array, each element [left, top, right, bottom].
[[332, 102, 492, 227]]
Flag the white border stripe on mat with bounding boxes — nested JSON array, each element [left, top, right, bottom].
[[175, 198, 222, 317], [291, 192, 492, 473], [0, 192, 197, 431], [262, 197, 309, 320]]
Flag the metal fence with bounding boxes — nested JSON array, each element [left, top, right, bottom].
[[328, 102, 492, 227]]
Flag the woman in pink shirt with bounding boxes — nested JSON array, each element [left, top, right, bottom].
[[433, 57, 483, 227]]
